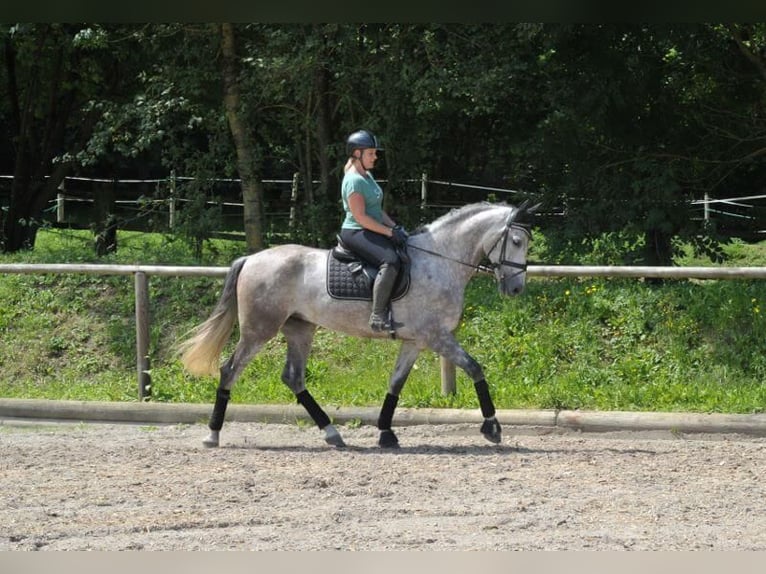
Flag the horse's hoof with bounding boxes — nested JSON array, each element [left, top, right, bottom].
[[325, 434, 347, 448], [324, 425, 347, 448], [378, 429, 400, 449], [480, 417, 502, 444], [202, 431, 220, 448]]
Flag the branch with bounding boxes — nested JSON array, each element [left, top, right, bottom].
[[728, 24, 766, 82]]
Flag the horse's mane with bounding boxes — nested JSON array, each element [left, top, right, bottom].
[[412, 201, 509, 236]]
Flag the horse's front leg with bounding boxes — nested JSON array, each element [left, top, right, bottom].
[[428, 332, 502, 444], [377, 341, 421, 448]]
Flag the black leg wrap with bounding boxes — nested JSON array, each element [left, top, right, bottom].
[[209, 388, 231, 431], [377, 392, 399, 430], [474, 379, 496, 419], [296, 390, 331, 429]]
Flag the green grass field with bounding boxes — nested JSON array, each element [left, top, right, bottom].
[[1, 228, 765, 414]]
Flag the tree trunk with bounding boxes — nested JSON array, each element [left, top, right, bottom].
[[313, 63, 340, 245], [3, 138, 66, 252], [314, 64, 333, 202], [2, 31, 39, 252], [3, 193, 38, 252], [644, 228, 673, 267], [220, 23, 264, 253], [2, 26, 98, 252], [93, 181, 118, 256], [643, 228, 673, 285]]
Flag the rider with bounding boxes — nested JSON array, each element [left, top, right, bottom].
[[339, 129, 408, 331]]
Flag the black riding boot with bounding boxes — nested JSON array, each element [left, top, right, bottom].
[[370, 262, 398, 331]]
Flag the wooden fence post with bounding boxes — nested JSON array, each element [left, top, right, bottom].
[[134, 272, 151, 400], [420, 172, 428, 216], [168, 170, 177, 229], [57, 182, 66, 223]]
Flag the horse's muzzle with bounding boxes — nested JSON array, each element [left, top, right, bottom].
[[498, 274, 526, 297]]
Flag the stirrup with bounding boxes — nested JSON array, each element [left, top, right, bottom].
[[369, 311, 392, 332]]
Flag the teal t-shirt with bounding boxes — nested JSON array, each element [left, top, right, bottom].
[[341, 170, 384, 230]]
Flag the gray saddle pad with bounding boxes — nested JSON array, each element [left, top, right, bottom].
[[326, 252, 410, 301]]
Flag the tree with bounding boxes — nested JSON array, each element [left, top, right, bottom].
[[0, 24, 138, 252], [3, 23, 764, 263], [234, 24, 353, 246], [220, 23, 264, 253], [85, 24, 250, 253], [524, 24, 766, 265]]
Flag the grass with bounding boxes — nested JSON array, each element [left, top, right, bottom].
[[1, 227, 765, 414]]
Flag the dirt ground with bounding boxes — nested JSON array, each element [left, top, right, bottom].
[[1, 419, 764, 551]]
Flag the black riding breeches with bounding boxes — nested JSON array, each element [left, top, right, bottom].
[[340, 228, 400, 270]]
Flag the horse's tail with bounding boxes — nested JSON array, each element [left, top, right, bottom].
[[177, 257, 248, 377]]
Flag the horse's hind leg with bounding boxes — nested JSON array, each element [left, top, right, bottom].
[[203, 337, 266, 447], [281, 317, 345, 448], [377, 341, 421, 448]]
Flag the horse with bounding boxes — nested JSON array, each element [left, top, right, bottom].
[[178, 200, 537, 449]]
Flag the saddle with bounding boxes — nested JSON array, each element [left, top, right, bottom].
[[326, 236, 410, 302]]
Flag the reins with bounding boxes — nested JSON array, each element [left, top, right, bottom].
[[406, 222, 532, 277], [407, 243, 495, 275]]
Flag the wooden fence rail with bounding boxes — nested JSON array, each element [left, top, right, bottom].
[[3, 263, 766, 399]]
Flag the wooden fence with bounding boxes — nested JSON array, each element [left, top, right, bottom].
[[0, 263, 226, 400], [4, 262, 766, 400]]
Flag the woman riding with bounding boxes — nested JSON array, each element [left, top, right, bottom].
[[339, 129, 408, 331]]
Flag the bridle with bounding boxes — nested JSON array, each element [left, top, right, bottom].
[[483, 222, 532, 279], [406, 211, 532, 278]]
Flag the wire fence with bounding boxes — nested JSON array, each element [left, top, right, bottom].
[[0, 172, 531, 241], [2, 173, 765, 239]]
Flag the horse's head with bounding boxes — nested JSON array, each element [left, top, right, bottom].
[[486, 200, 539, 296]]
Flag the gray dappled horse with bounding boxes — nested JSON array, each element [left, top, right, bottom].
[[179, 201, 536, 448]]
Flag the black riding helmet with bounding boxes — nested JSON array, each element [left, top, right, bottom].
[[346, 129, 384, 157]]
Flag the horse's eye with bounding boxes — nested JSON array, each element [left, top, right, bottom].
[[512, 235, 522, 246]]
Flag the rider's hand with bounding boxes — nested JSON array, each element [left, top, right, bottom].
[[390, 225, 409, 247]]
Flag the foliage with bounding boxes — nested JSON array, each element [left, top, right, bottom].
[[0, 24, 149, 251], [2, 24, 765, 260], [531, 24, 766, 265]]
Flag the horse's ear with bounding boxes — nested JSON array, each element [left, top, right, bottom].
[[506, 200, 528, 226], [526, 202, 542, 215], [507, 199, 541, 226]]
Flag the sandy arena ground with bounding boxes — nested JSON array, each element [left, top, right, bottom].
[[1, 420, 764, 550]]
